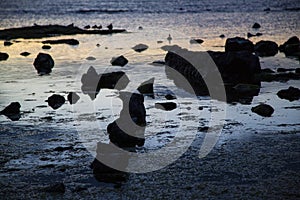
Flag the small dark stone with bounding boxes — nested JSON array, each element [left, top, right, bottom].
[[84, 25, 90, 29], [277, 68, 295, 73], [0, 102, 21, 121], [132, 44, 149, 52], [42, 39, 79, 46], [67, 92, 80, 104], [256, 33, 263, 37], [254, 40, 278, 57], [277, 86, 300, 101], [54, 146, 73, 152], [264, 8, 271, 11], [190, 39, 204, 44], [251, 104, 274, 117], [110, 55, 128, 67], [137, 78, 154, 98], [219, 34, 225, 38], [165, 94, 176, 100], [261, 68, 275, 73], [20, 52, 31, 57], [43, 183, 65, 193], [4, 41, 13, 46], [155, 102, 177, 111], [0, 52, 9, 61], [42, 45, 51, 49], [252, 23, 261, 29], [247, 32, 255, 38], [46, 94, 65, 110], [151, 60, 166, 66], [33, 53, 54, 75]]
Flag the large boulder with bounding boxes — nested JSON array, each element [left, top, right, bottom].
[[225, 37, 254, 52], [33, 53, 54, 75], [251, 104, 274, 117], [0, 52, 9, 61], [279, 36, 300, 58], [254, 40, 278, 57], [81, 66, 130, 100], [0, 102, 21, 121], [107, 92, 146, 148], [277, 86, 300, 101], [46, 94, 65, 110]]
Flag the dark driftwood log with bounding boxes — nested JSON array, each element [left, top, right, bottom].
[[0, 24, 126, 40]]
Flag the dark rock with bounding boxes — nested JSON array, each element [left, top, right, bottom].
[[219, 34, 225, 38], [67, 92, 80, 104], [151, 60, 165, 66], [155, 102, 177, 111], [107, 92, 146, 148], [256, 72, 300, 82], [42, 45, 51, 49], [225, 37, 254, 52], [86, 56, 96, 61], [277, 68, 295, 73], [4, 41, 13, 46], [0, 102, 21, 121], [33, 53, 54, 75], [132, 44, 149, 52], [43, 183, 65, 193], [165, 94, 177, 100], [137, 78, 154, 98], [279, 36, 300, 57], [247, 32, 255, 38], [254, 40, 278, 57], [20, 52, 30, 57], [138, 26, 143, 30], [42, 39, 79, 46], [277, 86, 300, 101], [251, 104, 274, 117], [54, 146, 73, 151], [0, 24, 126, 40], [296, 68, 300, 74], [81, 67, 130, 100], [256, 32, 263, 37], [107, 23, 113, 31], [264, 8, 271, 11], [261, 68, 275, 73], [91, 142, 129, 183], [84, 25, 90, 29], [46, 94, 65, 110], [252, 23, 261, 29], [0, 52, 9, 61], [190, 39, 204, 44], [110, 55, 128, 67]]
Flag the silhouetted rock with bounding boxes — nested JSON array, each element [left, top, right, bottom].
[[151, 60, 165, 66], [0, 24, 126, 40], [261, 68, 275, 73], [0, 52, 9, 61], [20, 52, 30, 57], [132, 44, 149, 52], [165, 94, 176, 100], [67, 92, 80, 104], [251, 104, 274, 117], [4, 41, 13, 46], [225, 37, 254, 52], [33, 53, 54, 75], [43, 183, 65, 193], [277, 68, 295, 73], [254, 40, 278, 57], [110, 55, 128, 67], [84, 25, 90, 29], [42, 39, 79, 45], [279, 36, 300, 58], [219, 34, 225, 38], [252, 23, 261, 29], [86, 56, 96, 61], [0, 102, 21, 121], [247, 32, 255, 38], [190, 39, 204, 44], [46, 94, 65, 110], [107, 92, 146, 147], [277, 87, 300, 101], [91, 142, 129, 184], [264, 8, 271, 11], [155, 102, 177, 111], [256, 33, 263, 37], [42, 45, 51, 50], [81, 66, 129, 100], [137, 78, 154, 98]]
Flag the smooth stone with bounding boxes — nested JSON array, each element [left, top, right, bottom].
[[251, 104, 274, 117]]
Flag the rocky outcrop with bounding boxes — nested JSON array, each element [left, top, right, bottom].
[[225, 37, 254, 52], [254, 40, 278, 57], [110, 55, 128, 67], [137, 78, 155, 98], [277, 87, 300, 101], [33, 53, 54, 75], [251, 104, 274, 117], [0, 102, 21, 121], [279, 36, 300, 58], [107, 92, 146, 148], [81, 66, 129, 100], [0, 52, 9, 61], [46, 94, 65, 110], [42, 39, 79, 46]]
